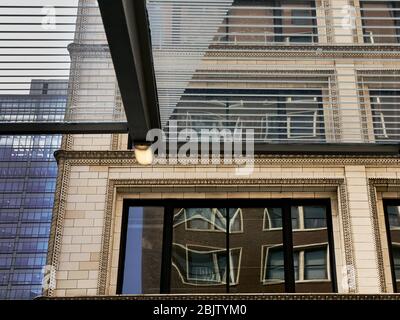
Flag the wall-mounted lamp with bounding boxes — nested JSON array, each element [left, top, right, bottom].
[[134, 144, 153, 165]]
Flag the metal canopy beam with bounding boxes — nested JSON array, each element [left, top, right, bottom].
[[0, 122, 129, 135], [97, 0, 161, 144]]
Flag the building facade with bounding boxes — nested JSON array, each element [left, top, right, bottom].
[[45, 0, 400, 297], [0, 80, 67, 299]]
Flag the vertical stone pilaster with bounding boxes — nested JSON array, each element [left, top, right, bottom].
[[336, 64, 363, 142], [345, 165, 381, 293]]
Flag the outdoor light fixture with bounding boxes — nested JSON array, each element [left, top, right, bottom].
[[134, 144, 153, 165]]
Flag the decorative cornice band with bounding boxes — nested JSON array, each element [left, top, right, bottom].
[[204, 44, 400, 59], [54, 150, 400, 166], [38, 293, 400, 301]]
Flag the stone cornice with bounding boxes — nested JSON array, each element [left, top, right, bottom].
[[67, 43, 111, 58], [200, 44, 400, 59], [37, 294, 400, 300], [54, 150, 400, 166]]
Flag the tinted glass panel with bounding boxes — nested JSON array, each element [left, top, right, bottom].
[[171, 208, 228, 293], [292, 205, 332, 292], [304, 248, 328, 280], [384, 202, 400, 292], [122, 201, 335, 294], [120, 207, 164, 294], [232, 208, 284, 293]]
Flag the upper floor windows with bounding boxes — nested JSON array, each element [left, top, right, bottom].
[[370, 90, 400, 142], [170, 89, 326, 143], [361, 1, 400, 44], [214, 0, 318, 45]]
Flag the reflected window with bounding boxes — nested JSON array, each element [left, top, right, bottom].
[[303, 247, 328, 280], [370, 91, 400, 142], [388, 205, 400, 228], [174, 208, 242, 233], [263, 246, 284, 282], [172, 245, 241, 286], [291, 205, 327, 230], [393, 246, 400, 280], [263, 245, 329, 284], [263, 207, 283, 230]]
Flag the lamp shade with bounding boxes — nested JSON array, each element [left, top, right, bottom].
[[134, 144, 153, 165]]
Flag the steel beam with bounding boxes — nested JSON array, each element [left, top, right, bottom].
[[0, 122, 129, 135], [97, 0, 161, 143]]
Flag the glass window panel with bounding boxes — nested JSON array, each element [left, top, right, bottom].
[[171, 207, 227, 293], [229, 207, 285, 293], [387, 205, 400, 228], [291, 207, 300, 229], [303, 206, 327, 229], [304, 248, 328, 280], [264, 207, 282, 229], [120, 207, 164, 294], [265, 247, 285, 281], [123, 202, 333, 294], [294, 251, 299, 281], [393, 247, 400, 279], [292, 9, 312, 26], [385, 201, 400, 291], [361, 1, 400, 44]]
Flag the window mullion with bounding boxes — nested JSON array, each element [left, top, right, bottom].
[[300, 250, 305, 281], [226, 207, 230, 293], [160, 205, 173, 294], [282, 201, 295, 292]]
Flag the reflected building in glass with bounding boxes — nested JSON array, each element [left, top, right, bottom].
[[0, 80, 67, 299]]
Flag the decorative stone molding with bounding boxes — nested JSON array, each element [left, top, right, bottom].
[[97, 178, 356, 295], [67, 43, 111, 58], [205, 45, 400, 59], [38, 293, 400, 300], [54, 149, 400, 166], [45, 158, 71, 297], [368, 178, 400, 293]]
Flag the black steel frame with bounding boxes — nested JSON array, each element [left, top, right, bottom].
[[0, 122, 129, 135], [382, 199, 400, 293], [117, 198, 337, 294], [97, 0, 161, 144]]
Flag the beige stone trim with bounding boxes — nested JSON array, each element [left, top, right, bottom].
[[46, 158, 71, 297], [97, 178, 356, 295], [54, 150, 400, 167], [368, 178, 400, 293]]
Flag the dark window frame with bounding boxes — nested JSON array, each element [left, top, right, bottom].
[[172, 88, 326, 142], [117, 198, 337, 294], [383, 199, 400, 292], [360, 1, 400, 44], [230, 0, 318, 44]]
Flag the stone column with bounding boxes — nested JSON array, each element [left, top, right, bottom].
[[345, 165, 381, 293]]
